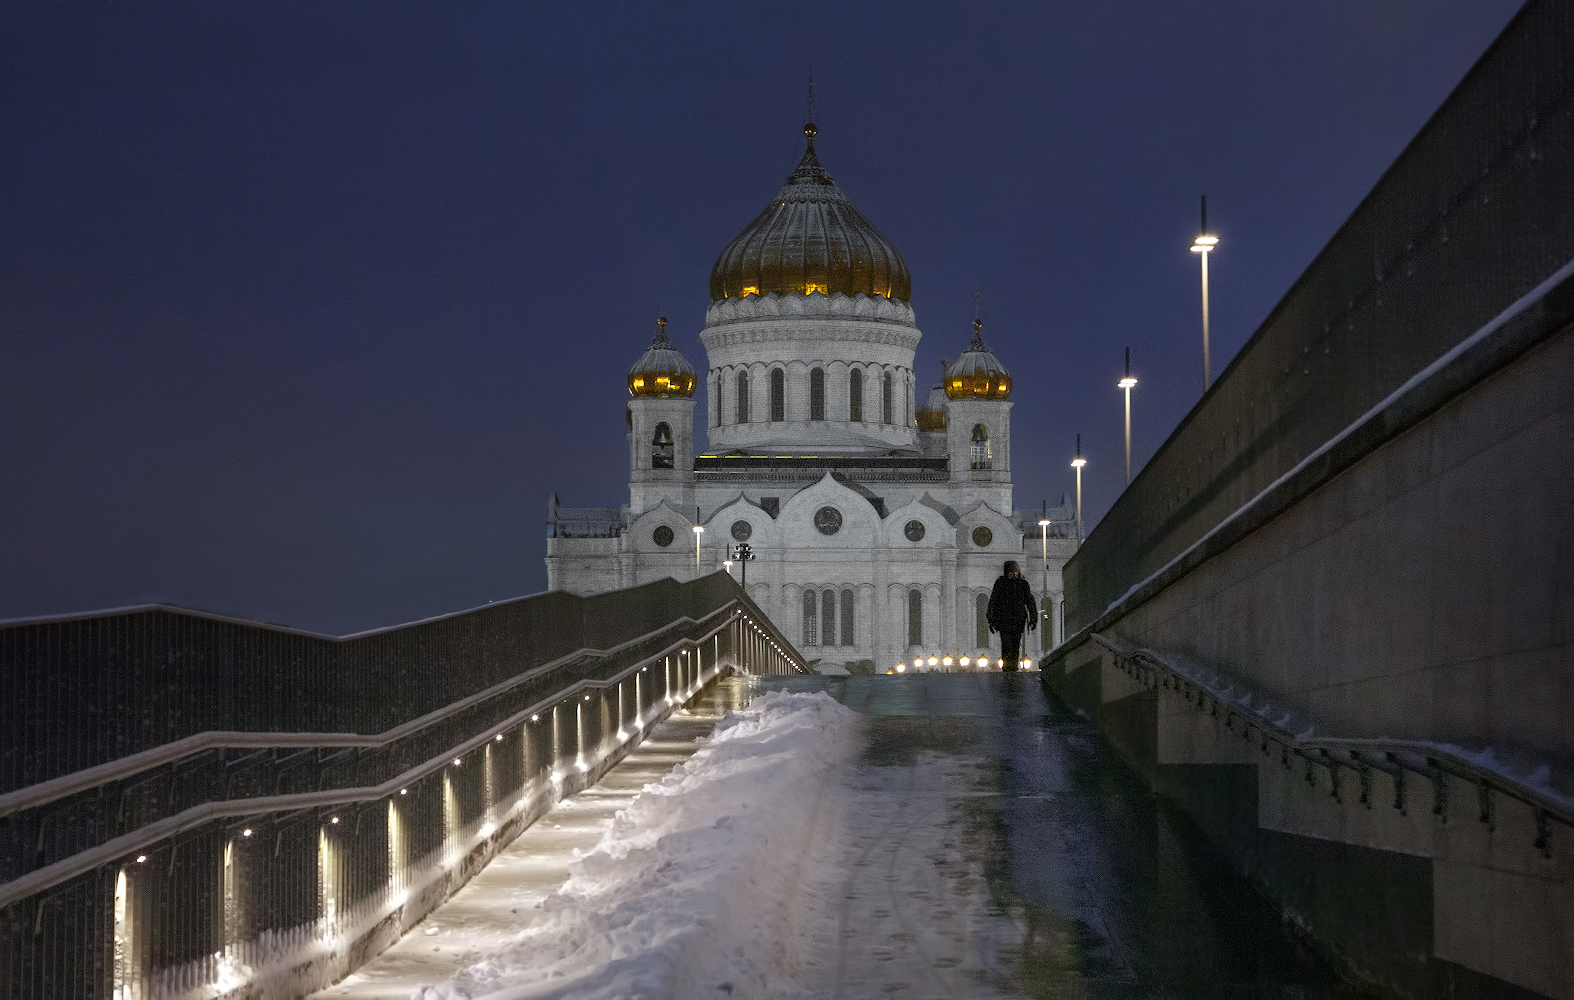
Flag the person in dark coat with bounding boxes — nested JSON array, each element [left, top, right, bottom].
[[987, 560, 1038, 671]]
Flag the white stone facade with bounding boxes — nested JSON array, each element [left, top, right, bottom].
[[547, 290, 1078, 673]]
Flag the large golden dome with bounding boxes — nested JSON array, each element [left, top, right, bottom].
[[709, 123, 911, 303], [945, 320, 1012, 400], [628, 317, 696, 397]]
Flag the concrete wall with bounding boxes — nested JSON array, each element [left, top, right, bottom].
[[1048, 317, 1573, 997]]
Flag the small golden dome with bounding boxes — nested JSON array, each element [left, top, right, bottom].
[[915, 362, 949, 431], [945, 320, 1012, 400], [709, 123, 911, 303], [628, 317, 696, 397]]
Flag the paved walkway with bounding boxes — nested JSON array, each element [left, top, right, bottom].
[[762, 673, 1361, 999]]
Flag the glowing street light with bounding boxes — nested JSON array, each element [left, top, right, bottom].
[[1118, 348, 1138, 486], [1038, 500, 1052, 647], [692, 507, 704, 570], [1190, 195, 1219, 391], [1071, 435, 1087, 545]]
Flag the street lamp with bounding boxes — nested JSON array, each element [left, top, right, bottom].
[[692, 506, 704, 571], [1191, 195, 1219, 392], [1037, 500, 1051, 648], [1071, 435, 1087, 545], [733, 542, 755, 589], [1118, 347, 1138, 486]]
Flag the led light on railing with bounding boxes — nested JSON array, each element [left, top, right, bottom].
[[330, 816, 339, 824], [896, 663, 906, 672], [928, 656, 938, 666], [942, 656, 953, 666], [242, 829, 252, 837], [531, 714, 540, 721], [997, 658, 1005, 668], [960, 656, 971, 666], [136, 855, 147, 863], [453, 759, 462, 766], [399, 788, 407, 795]]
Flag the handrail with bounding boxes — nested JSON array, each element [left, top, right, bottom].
[[0, 610, 756, 910], [0, 602, 743, 820], [1089, 632, 1573, 856]]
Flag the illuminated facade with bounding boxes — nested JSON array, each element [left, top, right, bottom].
[[547, 122, 1077, 673]]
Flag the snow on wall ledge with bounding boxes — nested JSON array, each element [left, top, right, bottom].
[[415, 690, 859, 1000]]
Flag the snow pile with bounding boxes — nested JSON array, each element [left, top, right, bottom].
[[413, 690, 858, 1000]]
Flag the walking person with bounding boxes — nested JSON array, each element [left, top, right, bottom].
[[986, 560, 1038, 672]]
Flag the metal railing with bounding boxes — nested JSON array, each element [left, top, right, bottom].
[[1089, 632, 1574, 859], [0, 576, 804, 999]]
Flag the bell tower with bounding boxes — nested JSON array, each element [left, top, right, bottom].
[[626, 317, 696, 513], [944, 319, 1014, 508]]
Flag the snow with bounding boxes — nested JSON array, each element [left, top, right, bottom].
[[410, 690, 860, 1000]]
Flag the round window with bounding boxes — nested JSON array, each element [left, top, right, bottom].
[[731, 519, 753, 542], [904, 519, 926, 542], [971, 526, 993, 547], [813, 506, 843, 536], [653, 525, 674, 547]]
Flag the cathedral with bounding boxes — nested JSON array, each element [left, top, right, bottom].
[[546, 119, 1077, 673]]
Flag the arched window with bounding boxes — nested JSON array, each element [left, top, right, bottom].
[[971, 424, 992, 470], [802, 590, 818, 646], [652, 422, 674, 469], [821, 589, 836, 645], [976, 592, 991, 649], [809, 368, 825, 421], [736, 370, 750, 424], [882, 372, 893, 424], [770, 368, 785, 422], [907, 589, 923, 647], [713, 373, 722, 427], [840, 589, 855, 646], [849, 369, 863, 422]]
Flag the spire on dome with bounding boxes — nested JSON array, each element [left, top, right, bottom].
[[805, 72, 817, 147], [651, 315, 674, 349]]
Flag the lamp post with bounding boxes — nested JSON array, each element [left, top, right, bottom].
[[1037, 500, 1051, 652], [1118, 347, 1137, 486], [1071, 435, 1087, 546], [1191, 195, 1219, 392], [733, 542, 754, 590], [692, 507, 704, 571]]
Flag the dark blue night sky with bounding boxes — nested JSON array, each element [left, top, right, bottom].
[[1, 2, 1521, 633]]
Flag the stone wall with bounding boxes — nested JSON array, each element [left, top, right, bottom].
[[1047, 317, 1573, 997]]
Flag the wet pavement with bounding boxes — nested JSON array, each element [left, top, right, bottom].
[[764, 672, 1364, 999]]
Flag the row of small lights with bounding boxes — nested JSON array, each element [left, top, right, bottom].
[[741, 613, 792, 668], [889, 655, 1034, 673], [138, 674, 692, 869], [129, 640, 740, 875], [135, 621, 944, 869]]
